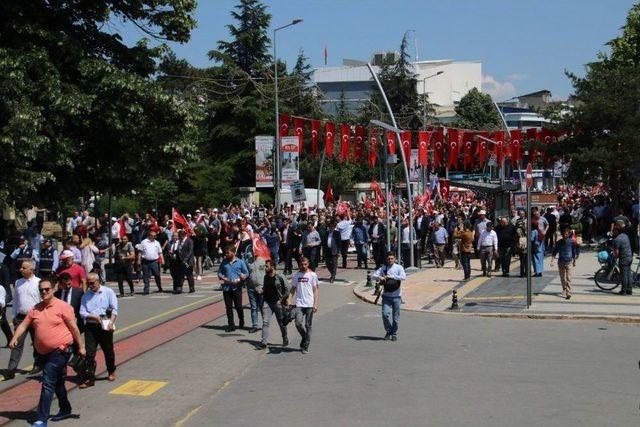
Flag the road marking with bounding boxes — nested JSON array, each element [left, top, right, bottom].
[[463, 295, 525, 301], [149, 296, 170, 299], [109, 380, 167, 397]]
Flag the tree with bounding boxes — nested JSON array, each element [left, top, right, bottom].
[[454, 88, 502, 130], [0, 1, 199, 209], [559, 2, 640, 203]]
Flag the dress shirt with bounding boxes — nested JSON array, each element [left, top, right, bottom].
[[303, 230, 321, 247], [217, 258, 250, 292], [371, 224, 379, 239], [372, 263, 407, 297], [336, 220, 353, 240], [13, 276, 41, 317], [401, 226, 416, 244], [432, 227, 448, 244], [80, 285, 118, 320], [70, 246, 82, 264], [137, 239, 163, 261], [477, 230, 498, 251], [0, 286, 6, 309], [474, 218, 489, 237]]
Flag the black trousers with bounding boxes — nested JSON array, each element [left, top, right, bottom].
[[519, 251, 527, 277], [326, 253, 338, 278], [115, 262, 134, 295], [223, 287, 244, 327], [177, 263, 195, 292], [84, 322, 116, 381], [340, 240, 350, 268], [0, 308, 13, 345]]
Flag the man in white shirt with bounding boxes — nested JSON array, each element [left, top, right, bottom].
[[5, 259, 40, 379], [336, 215, 353, 268], [0, 285, 12, 347], [288, 257, 318, 354], [136, 231, 163, 295], [372, 252, 406, 341], [476, 222, 498, 277]]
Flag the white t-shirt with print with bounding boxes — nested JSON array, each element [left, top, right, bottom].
[[291, 270, 318, 308]]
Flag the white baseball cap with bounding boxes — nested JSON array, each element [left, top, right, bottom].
[[60, 250, 74, 259]]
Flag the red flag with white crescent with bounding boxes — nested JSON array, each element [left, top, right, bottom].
[[462, 131, 475, 170], [325, 122, 335, 158], [401, 131, 412, 168], [371, 179, 385, 206], [354, 125, 365, 162], [526, 128, 540, 164], [418, 131, 431, 166], [447, 128, 462, 169], [476, 131, 489, 166], [368, 129, 379, 167], [492, 130, 506, 165], [324, 183, 335, 203], [431, 128, 444, 169], [541, 128, 553, 165], [510, 129, 522, 163], [294, 117, 305, 154], [279, 114, 290, 137], [311, 119, 320, 156], [386, 131, 396, 155], [339, 124, 350, 163], [172, 208, 193, 236]]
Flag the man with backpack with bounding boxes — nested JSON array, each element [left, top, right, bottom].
[[372, 252, 406, 341], [257, 259, 289, 349]]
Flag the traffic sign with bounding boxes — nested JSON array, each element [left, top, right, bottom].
[[525, 163, 533, 189]]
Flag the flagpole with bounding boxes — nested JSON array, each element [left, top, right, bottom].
[[317, 144, 327, 209]]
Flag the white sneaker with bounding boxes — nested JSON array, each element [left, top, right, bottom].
[[196, 275, 202, 281]]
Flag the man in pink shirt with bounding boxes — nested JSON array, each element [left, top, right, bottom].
[[55, 250, 87, 291], [10, 278, 85, 425]]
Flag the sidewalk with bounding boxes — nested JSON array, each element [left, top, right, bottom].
[[354, 253, 640, 322]]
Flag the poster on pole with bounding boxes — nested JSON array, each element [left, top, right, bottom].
[[290, 180, 306, 202], [409, 149, 420, 182], [281, 136, 300, 184], [255, 136, 274, 188]]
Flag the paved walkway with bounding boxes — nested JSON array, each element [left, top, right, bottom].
[[354, 252, 640, 321]]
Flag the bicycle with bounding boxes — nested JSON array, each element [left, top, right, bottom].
[[594, 255, 640, 291]]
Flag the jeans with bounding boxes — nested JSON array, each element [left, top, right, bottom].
[[246, 287, 263, 328], [355, 243, 368, 267], [460, 252, 471, 279], [141, 260, 162, 293], [294, 307, 314, 350], [8, 316, 35, 372], [36, 348, 72, 423], [84, 322, 116, 381], [620, 261, 632, 293], [499, 247, 511, 275], [479, 247, 494, 275], [261, 301, 288, 344], [303, 246, 319, 270], [381, 295, 401, 337], [223, 287, 244, 327]]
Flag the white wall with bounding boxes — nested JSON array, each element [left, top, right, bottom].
[[415, 61, 482, 107]]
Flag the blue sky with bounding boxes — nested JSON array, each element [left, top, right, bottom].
[[117, 0, 637, 100]]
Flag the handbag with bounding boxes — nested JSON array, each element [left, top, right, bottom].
[[68, 352, 88, 375]]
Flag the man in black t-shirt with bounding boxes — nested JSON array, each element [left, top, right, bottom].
[[258, 259, 289, 349]]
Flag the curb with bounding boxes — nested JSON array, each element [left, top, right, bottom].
[[352, 285, 640, 324]]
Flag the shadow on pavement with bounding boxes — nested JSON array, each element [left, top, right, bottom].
[[267, 347, 300, 354], [348, 335, 385, 341], [0, 410, 37, 422]]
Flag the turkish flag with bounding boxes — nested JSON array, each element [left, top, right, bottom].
[[368, 129, 379, 167], [431, 128, 444, 169], [476, 131, 490, 166], [339, 124, 350, 163], [354, 125, 365, 162], [526, 128, 540, 164], [325, 122, 335, 158], [440, 178, 451, 201], [492, 130, 506, 165], [172, 208, 193, 236], [294, 117, 305, 154], [418, 131, 431, 166], [250, 230, 272, 260], [371, 179, 385, 206], [311, 120, 320, 156], [401, 131, 412, 167], [447, 128, 462, 169], [324, 183, 335, 203], [541, 128, 553, 165], [279, 114, 290, 136], [510, 129, 522, 163], [462, 131, 475, 170], [386, 131, 396, 155]]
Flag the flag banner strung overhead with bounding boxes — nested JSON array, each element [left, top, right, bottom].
[[294, 117, 305, 154], [526, 128, 539, 164], [354, 125, 365, 162], [368, 129, 379, 167], [311, 120, 320, 156], [476, 131, 490, 166], [386, 131, 396, 155], [409, 149, 420, 182], [462, 131, 475, 170], [340, 124, 350, 163], [401, 131, 412, 168], [280, 136, 300, 184], [447, 129, 462, 169], [418, 131, 431, 167], [510, 129, 522, 163], [255, 135, 274, 188], [493, 130, 506, 165], [279, 114, 290, 137], [432, 128, 444, 169], [324, 121, 335, 158]]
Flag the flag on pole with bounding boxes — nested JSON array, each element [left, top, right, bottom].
[[172, 208, 193, 235], [368, 129, 379, 167], [370, 179, 385, 206], [279, 114, 290, 137], [386, 131, 396, 155], [324, 183, 335, 203]]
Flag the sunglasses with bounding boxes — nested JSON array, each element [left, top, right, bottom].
[[39, 288, 51, 294]]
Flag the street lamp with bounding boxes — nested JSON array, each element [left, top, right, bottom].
[[418, 71, 444, 130], [273, 18, 303, 211]]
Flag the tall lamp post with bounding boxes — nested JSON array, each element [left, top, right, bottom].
[[273, 18, 303, 211], [419, 71, 444, 192]]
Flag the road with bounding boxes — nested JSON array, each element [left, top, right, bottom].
[[8, 264, 636, 427]]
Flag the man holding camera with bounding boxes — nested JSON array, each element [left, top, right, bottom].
[[372, 252, 406, 341]]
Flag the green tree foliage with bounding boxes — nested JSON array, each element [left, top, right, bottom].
[[454, 88, 502, 130], [557, 3, 640, 201], [0, 0, 199, 209]]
